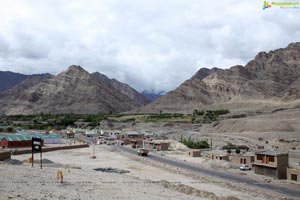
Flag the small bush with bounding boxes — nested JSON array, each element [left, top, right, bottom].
[[181, 138, 209, 149], [235, 149, 240, 154]]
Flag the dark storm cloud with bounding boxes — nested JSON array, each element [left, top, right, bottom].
[[0, 0, 300, 92]]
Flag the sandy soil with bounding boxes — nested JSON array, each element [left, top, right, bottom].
[[0, 145, 297, 200]]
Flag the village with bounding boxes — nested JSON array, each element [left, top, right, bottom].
[[1, 123, 300, 187]]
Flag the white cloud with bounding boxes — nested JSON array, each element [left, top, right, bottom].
[[0, 0, 300, 92]]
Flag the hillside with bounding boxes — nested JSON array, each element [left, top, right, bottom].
[[138, 42, 300, 113], [0, 65, 149, 114]]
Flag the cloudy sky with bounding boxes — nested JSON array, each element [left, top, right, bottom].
[[0, 0, 300, 92]]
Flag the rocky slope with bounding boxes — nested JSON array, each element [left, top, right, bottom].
[[92, 72, 150, 106], [0, 71, 29, 93], [0, 66, 149, 114], [138, 42, 300, 113]]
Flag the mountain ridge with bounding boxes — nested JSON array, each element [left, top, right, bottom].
[[137, 42, 300, 113], [0, 65, 149, 114]]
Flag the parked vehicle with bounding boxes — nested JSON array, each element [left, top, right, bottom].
[[137, 148, 149, 156], [239, 164, 251, 170]]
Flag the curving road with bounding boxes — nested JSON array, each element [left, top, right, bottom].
[[115, 145, 300, 198]]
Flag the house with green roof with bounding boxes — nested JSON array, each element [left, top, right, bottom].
[[0, 134, 44, 148]]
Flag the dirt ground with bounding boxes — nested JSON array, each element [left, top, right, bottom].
[[0, 145, 297, 200]]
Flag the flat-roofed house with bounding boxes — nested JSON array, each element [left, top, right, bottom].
[[210, 150, 229, 161], [254, 151, 288, 179], [287, 167, 300, 182], [187, 150, 201, 157], [230, 153, 255, 167]]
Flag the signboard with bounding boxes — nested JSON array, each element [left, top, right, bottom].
[[32, 137, 43, 169]]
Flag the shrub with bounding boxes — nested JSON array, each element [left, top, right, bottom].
[[235, 149, 241, 154], [181, 138, 209, 149], [227, 149, 232, 153]]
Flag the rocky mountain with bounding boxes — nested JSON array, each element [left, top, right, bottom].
[[0, 65, 149, 114], [141, 90, 165, 102], [138, 42, 300, 113], [0, 71, 29, 93], [91, 72, 150, 106]]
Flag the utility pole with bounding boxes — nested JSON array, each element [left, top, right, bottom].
[[210, 138, 213, 160]]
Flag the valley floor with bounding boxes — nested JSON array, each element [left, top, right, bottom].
[[0, 145, 298, 200]]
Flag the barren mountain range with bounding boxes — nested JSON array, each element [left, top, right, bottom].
[[138, 42, 300, 113], [1, 43, 300, 115], [0, 65, 149, 114]]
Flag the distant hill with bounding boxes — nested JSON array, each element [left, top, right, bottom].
[[141, 91, 165, 102], [0, 65, 149, 114], [0, 71, 54, 94], [138, 42, 300, 113], [0, 71, 29, 93]]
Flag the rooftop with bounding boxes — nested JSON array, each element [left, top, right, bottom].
[[0, 134, 32, 141], [0, 133, 61, 141], [255, 151, 288, 156]]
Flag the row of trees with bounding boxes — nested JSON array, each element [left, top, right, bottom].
[[180, 137, 210, 149]]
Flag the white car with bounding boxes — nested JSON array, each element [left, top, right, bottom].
[[239, 164, 251, 170]]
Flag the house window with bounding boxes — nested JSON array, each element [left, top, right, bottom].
[[257, 155, 263, 160], [291, 174, 297, 181], [268, 156, 274, 162], [240, 158, 243, 164]]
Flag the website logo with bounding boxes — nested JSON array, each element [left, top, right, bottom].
[[263, 1, 272, 9], [263, 1, 300, 9]]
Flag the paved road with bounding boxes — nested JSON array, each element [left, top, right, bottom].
[[115, 145, 300, 198]]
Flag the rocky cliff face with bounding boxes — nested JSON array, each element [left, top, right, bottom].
[[139, 42, 300, 113], [91, 72, 150, 106], [0, 65, 148, 114]]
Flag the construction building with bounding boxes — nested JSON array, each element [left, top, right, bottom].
[[287, 167, 300, 183], [254, 151, 288, 179], [230, 153, 255, 167], [155, 142, 169, 151], [210, 151, 229, 161], [187, 150, 201, 157]]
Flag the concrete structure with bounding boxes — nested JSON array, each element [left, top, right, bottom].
[[254, 151, 288, 179], [125, 131, 144, 139], [187, 150, 201, 157], [287, 167, 300, 182], [230, 153, 255, 166], [210, 151, 229, 161], [0, 151, 11, 160], [155, 142, 169, 151], [142, 140, 169, 151], [33, 134, 61, 144]]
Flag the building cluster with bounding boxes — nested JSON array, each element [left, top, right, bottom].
[[200, 147, 300, 183], [92, 128, 300, 183]]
